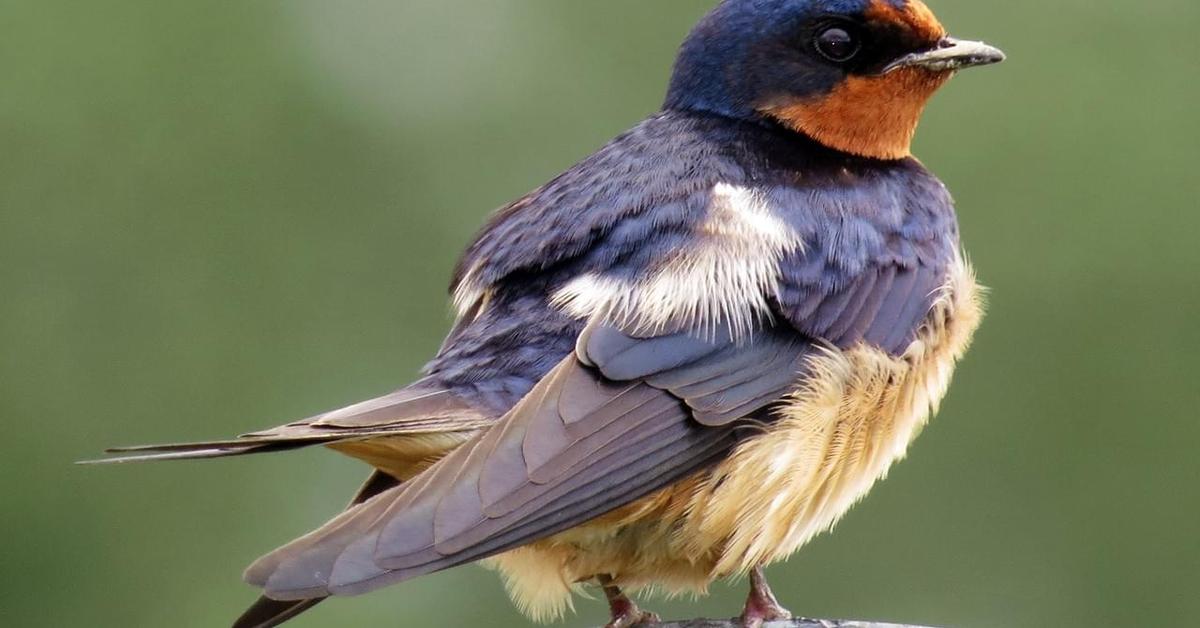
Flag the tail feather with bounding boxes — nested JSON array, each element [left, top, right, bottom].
[[84, 385, 483, 625], [81, 439, 333, 465], [81, 385, 490, 465], [231, 597, 324, 628], [79, 434, 333, 463]]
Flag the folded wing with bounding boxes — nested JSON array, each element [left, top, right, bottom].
[[246, 320, 814, 600]]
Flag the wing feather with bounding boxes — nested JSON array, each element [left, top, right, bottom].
[[840, 265, 896, 343], [232, 471, 400, 628], [823, 269, 879, 341], [321, 411, 733, 597], [249, 323, 804, 601], [862, 266, 922, 348], [880, 267, 944, 353], [243, 251, 946, 605]]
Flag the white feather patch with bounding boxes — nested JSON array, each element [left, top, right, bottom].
[[551, 183, 803, 337], [452, 264, 486, 317]]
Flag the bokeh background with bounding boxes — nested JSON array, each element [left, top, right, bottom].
[[4, 1, 1198, 626]]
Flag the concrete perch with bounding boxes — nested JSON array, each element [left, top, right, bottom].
[[631, 620, 936, 628]]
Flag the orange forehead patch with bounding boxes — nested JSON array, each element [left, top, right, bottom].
[[763, 68, 951, 160], [866, 0, 946, 44]]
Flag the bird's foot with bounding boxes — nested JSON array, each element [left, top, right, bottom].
[[739, 566, 792, 628], [599, 575, 661, 628], [604, 605, 661, 628]]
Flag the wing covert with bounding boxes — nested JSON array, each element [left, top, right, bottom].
[[778, 261, 947, 356]]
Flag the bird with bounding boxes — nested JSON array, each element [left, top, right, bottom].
[[90, 1, 1003, 626]]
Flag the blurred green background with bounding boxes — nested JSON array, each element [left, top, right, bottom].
[[3, 1, 1198, 626]]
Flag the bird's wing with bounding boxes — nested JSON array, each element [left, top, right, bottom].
[[245, 316, 818, 600], [244, 238, 950, 600], [778, 260, 951, 355], [86, 385, 491, 464]]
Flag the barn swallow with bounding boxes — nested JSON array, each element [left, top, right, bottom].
[[92, 1, 1003, 626]]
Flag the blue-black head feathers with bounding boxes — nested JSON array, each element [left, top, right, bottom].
[[666, 0, 877, 118], [664, 0, 1002, 159]]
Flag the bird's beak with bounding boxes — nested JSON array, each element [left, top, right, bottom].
[[883, 38, 1006, 74]]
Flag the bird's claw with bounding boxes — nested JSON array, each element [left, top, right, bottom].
[[739, 604, 792, 628], [739, 566, 792, 628], [605, 607, 661, 628], [600, 574, 660, 628]]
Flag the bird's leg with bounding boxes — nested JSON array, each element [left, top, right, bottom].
[[598, 574, 660, 628], [739, 566, 792, 628]]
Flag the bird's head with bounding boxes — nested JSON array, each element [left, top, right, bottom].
[[665, 0, 1004, 160]]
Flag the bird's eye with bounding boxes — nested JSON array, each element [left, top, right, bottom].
[[814, 26, 860, 63]]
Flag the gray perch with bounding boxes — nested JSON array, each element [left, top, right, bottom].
[[628, 620, 936, 628]]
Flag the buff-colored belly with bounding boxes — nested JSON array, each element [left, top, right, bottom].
[[486, 257, 983, 622]]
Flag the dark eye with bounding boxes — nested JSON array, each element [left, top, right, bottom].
[[814, 25, 860, 63]]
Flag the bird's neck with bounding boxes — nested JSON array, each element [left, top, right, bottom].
[[665, 70, 951, 162], [759, 69, 952, 160], [660, 102, 912, 164]]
